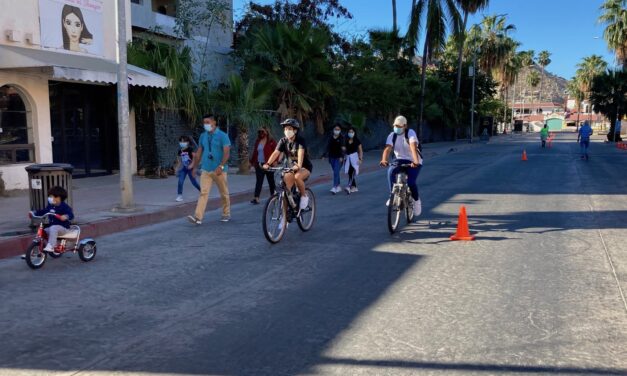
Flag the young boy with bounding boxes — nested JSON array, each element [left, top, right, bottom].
[[175, 135, 200, 202], [31, 186, 74, 253]]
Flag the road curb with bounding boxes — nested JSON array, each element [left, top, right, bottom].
[[0, 165, 378, 260]]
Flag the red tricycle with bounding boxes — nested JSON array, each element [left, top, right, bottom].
[[25, 212, 97, 269]]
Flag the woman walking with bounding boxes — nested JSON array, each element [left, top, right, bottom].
[[344, 126, 363, 193], [327, 124, 346, 194], [250, 127, 277, 204]]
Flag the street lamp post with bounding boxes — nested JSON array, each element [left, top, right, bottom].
[[470, 53, 477, 143], [114, 0, 135, 212]]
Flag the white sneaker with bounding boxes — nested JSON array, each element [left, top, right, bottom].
[[344, 186, 351, 194], [386, 199, 390, 207], [176, 195, 183, 202], [413, 199, 422, 217], [300, 195, 309, 210], [350, 187, 358, 193], [330, 187, 337, 194], [43, 244, 54, 252]]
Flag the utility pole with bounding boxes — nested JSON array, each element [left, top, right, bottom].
[[115, 0, 135, 211], [469, 53, 477, 143]]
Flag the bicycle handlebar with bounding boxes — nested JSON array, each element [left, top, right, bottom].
[[29, 212, 63, 220]]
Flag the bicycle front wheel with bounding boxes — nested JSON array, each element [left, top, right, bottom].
[[297, 189, 316, 232], [263, 194, 287, 244], [387, 193, 401, 234]]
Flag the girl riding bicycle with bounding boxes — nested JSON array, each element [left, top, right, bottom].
[[379, 115, 423, 218], [263, 119, 313, 211]]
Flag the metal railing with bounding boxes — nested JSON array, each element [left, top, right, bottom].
[[0, 144, 35, 164]]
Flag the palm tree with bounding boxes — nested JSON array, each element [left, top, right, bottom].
[[243, 23, 334, 134], [526, 70, 541, 114], [567, 77, 585, 130], [210, 75, 271, 174], [406, 0, 462, 138], [599, 0, 627, 67], [537, 50, 552, 103], [497, 39, 521, 126], [470, 15, 516, 76], [454, 0, 490, 96], [576, 55, 608, 119], [590, 69, 627, 140]]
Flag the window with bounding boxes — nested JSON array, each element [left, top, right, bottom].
[[131, 0, 143, 3], [152, 0, 176, 17], [0, 86, 34, 164]]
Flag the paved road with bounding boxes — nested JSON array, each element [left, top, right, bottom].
[[1, 133, 626, 376]]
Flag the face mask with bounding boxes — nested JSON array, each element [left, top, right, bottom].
[[179, 142, 188, 148], [47, 197, 55, 205], [393, 126, 404, 135], [284, 129, 295, 139], [333, 130, 341, 136], [348, 132, 355, 138], [204, 124, 216, 132]]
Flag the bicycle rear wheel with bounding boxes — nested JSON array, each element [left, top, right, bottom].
[[387, 193, 401, 234], [297, 189, 316, 232], [263, 194, 287, 244]]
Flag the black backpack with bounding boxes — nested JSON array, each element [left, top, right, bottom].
[[392, 129, 424, 160]]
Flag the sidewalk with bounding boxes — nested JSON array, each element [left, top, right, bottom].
[[0, 140, 480, 258]]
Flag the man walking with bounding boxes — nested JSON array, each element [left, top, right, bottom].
[[578, 120, 592, 161], [188, 114, 232, 224]]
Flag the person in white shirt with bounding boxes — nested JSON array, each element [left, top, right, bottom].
[[379, 115, 423, 217]]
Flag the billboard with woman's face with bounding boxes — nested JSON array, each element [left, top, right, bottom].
[[39, 0, 104, 56]]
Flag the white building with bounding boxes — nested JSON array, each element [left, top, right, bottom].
[[0, 0, 168, 190]]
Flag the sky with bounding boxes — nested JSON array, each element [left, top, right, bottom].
[[231, 0, 617, 79]]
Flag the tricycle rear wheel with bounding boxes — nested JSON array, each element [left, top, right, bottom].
[[78, 241, 97, 262]]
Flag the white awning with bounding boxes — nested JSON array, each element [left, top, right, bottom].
[[0, 45, 169, 88]]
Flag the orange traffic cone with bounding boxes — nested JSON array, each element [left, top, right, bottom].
[[450, 206, 475, 241], [522, 149, 528, 161]]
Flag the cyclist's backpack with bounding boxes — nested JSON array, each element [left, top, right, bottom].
[[392, 129, 424, 161]]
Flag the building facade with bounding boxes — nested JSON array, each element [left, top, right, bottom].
[[0, 0, 167, 190]]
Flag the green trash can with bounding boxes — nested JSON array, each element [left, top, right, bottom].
[[25, 164, 74, 216]]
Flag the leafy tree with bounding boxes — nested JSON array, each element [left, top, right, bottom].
[[526, 70, 541, 107], [454, 0, 490, 96], [238, 22, 334, 134], [405, 0, 462, 138], [175, 0, 232, 82], [537, 50, 552, 103], [576, 55, 608, 116], [567, 77, 585, 129], [590, 69, 627, 140], [209, 75, 271, 173], [599, 0, 627, 67]]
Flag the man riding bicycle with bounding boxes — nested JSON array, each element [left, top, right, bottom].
[[263, 118, 313, 211], [380, 115, 423, 217]]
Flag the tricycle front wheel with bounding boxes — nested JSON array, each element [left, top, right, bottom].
[[25, 242, 47, 269]]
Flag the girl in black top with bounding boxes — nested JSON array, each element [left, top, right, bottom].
[[344, 126, 363, 193]]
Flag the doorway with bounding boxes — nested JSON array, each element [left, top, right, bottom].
[[49, 81, 118, 177]]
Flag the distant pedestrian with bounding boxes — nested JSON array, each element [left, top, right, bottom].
[[187, 114, 232, 225], [175, 135, 200, 202], [328, 124, 346, 194], [540, 124, 549, 148], [578, 121, 592, 161], [250, 127, 277, 204], [343, 126, 363, 194]]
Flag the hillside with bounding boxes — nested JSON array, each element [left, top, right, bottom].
[[511, 65, 569, 104]]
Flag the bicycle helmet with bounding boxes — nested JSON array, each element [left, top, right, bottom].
[[281, 118, 300, 129]]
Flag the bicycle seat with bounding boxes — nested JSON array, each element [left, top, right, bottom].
[[57, 226, 80, 240]]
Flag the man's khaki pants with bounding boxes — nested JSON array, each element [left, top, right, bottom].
[[194, 171, 230, 220]]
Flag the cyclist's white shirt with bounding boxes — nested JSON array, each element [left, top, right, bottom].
[[385, 129, 422, 165]]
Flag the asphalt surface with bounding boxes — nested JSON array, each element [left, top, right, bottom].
[[1, 132, 626, 376]]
